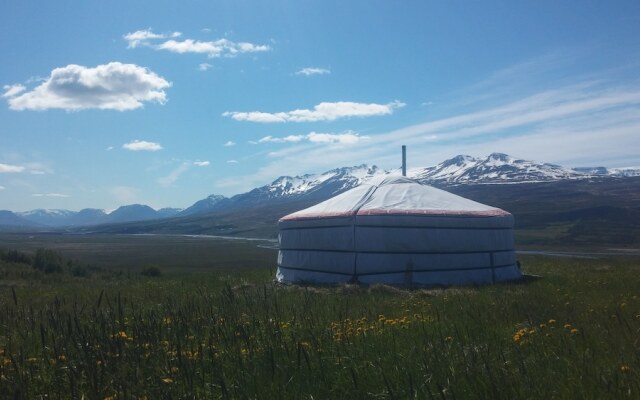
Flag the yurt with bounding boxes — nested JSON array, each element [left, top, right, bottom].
[[276, 176, 521, 286]]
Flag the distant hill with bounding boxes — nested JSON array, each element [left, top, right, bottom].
[[0, 210, 41, 230], [179, 195, 227, 216], [103, 204, 163, 224], [65, 208, 108, 226]]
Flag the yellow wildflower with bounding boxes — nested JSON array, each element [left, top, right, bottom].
[[570, 328, 579, 334], [620, 365, 631, 373], [162, 377, 173, 384]]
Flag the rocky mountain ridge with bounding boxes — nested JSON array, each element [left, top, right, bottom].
[[2, 153, 638, 229]]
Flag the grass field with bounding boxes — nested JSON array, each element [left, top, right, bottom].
[[0, 234, 639, 399]]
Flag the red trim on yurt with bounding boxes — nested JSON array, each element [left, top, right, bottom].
[[356, 208, 511, 217]]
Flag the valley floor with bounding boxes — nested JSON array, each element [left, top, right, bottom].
[[0, 234, 639, 398]]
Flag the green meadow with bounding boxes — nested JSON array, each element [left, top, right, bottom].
[[0, 234, 638, 399]]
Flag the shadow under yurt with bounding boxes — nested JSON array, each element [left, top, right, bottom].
[[276, 176, 522, 286]]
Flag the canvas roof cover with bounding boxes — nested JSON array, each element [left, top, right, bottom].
[[281, 176, 510, 221], [277, 176, 521, 285]]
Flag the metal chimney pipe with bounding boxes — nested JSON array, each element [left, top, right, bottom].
[[402, 145, 407, 176]]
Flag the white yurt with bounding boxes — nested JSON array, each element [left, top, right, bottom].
[[276, 176, 521, 286]]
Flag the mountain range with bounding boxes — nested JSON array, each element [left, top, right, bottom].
[[1, 153, 638, 231]]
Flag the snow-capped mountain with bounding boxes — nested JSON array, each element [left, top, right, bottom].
[[409, 153, 586, 184], [4, 206, 177, 229], [212, 165, 385, 211], [253, 164, 386, 200], [18, 209, 76, 226], [3, 153, 639, 232], [573, 166, 640, 177]]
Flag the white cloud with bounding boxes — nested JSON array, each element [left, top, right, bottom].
[[157, 160, 210, 187], [32, 193, 69, 198], [223, 100, 405, 123], [199, 63, 213, 71], [2, 84, 26, 98], [0, 161, 52, 175], [257, 135, 305, 143], [0, 186, 5, 190], [125, 28, 271, 58], [24, 161, 53, 175], [227, 160, 238, 164], [296, 67, 330, 76], [156, 38, 270, 58], [307, 132, 368, 144], [111, 186, 139, 204], [123, 29, 182, 48], [106, 146, 114, 151], [158, 163, 190, 187], [5, 62, 171, 111], [0, 163, 25, 173], [122, 140, 163, 152], [257, 131, 368, 145], [223, 141, 236, 147]]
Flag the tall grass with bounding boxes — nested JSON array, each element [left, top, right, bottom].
[[0, 255, 638, 398]]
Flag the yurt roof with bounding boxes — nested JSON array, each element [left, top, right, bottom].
[[280, 175, 510, 221]]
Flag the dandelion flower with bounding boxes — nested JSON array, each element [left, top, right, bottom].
[[162, 377, 174, 384]]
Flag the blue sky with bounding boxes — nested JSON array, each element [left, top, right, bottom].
[[1, 0, 639, 211]]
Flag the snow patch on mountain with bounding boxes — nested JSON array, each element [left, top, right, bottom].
[[574, 166, 640, 177], [409, 153, 584, 184], [262, 164, 386, 198]]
